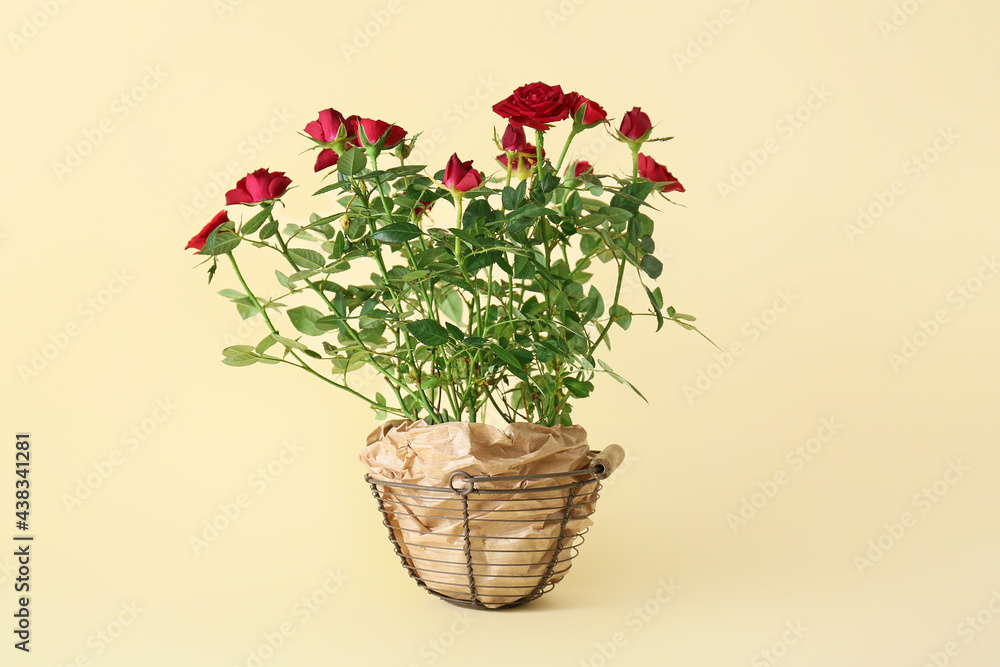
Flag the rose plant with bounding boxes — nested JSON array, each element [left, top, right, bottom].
[[186, 81, 706, 427]]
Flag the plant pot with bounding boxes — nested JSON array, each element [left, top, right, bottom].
[[360, 420, 624, 609]]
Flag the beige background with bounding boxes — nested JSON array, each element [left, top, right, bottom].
[[3, 0, 999, 665]]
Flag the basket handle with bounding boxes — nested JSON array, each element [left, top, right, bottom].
[[592, 444, 625, 480]]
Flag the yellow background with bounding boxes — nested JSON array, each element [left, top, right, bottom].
[[3, 0, 1000, 664]]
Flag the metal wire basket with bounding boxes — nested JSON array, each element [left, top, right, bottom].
[[366, 445, 624, 610]]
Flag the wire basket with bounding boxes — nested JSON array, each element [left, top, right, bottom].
[[366, 445, 624, 610]]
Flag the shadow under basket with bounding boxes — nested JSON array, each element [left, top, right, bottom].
[[365, 445, 624, 610]]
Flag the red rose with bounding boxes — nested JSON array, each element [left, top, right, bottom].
[[569, 160, 593, 177], [501, 123, 529, 153], [493, 82, 574, 131], [638, 154, 684, 193], [443, 154, 483, 193], [305, 108, 348, 143], [568, 94, 607, 127], [357, 118, 407, 149], [314, 148, 338, 172], [619, 107, 653, 142], [185, 210, 230, 254], [226, 168, 292, 205]]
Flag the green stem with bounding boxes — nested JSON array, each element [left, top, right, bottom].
[[226, 252, 404, 415], [589, 257, 627, 355], [553, 128, 579, 175]]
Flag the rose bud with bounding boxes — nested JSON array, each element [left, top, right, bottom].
[[501, 123, 529, 153], [569, 160, 593, 177], [492, 81, 574, 131], [357, 118, 407, 150], [618, 107, 653, 143], [443, 153, 483, 193], [638, 153, 685, 193], [305, 108, 348, 143], [185, 210, 230, 254], [225, 168, 292, 205], [569, 94, 608, 128], [497, 153, 535, 181], [314, 148, 339, 172]]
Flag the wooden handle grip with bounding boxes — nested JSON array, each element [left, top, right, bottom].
[[593, 444, 625, 480]]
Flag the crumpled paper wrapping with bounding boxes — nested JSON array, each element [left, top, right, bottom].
[[360, 420, 598, 607]]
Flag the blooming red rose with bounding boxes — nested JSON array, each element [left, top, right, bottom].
[[356, 118, 407, 149], [569, 160, 593, 177], [501, 123, 529, 153], [305, 108, 348, 143], [568, 94, 608, 127], [638, 154, 684, 193], [619, 107, 653, 142], [443, 154, 483, 193], [185, 210, 230, 253], [226, 168, 292, 205], [493, 82, 574, 131], [314, 148, 338, 172]]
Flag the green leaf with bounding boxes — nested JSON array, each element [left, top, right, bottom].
[[501, 186, 518, 211], [275, 270, 291, 289], [199, 223, 240, 256], [255, 334, 279, 355], [218, 288, 245, 300], [464, 250, 501, 275], [489, 343, 523, 369], [462, 199, 492, 229], [259, 218, 279, 240], [406, 319, 450, 346], [241, 204, 273, 235], [371, 222, 422, 244], [440, 291, 463, 324], [287, 305, 326, 336], [640, 255, 663, 279], [337, 147, 367, 176], [273, 334, 308, 351], [222, 356, 258, 367], [563, 378, 594, 399], [289, 248, 326, 270], [644, 285, 664, 331], [609, 304, 632, 330]]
